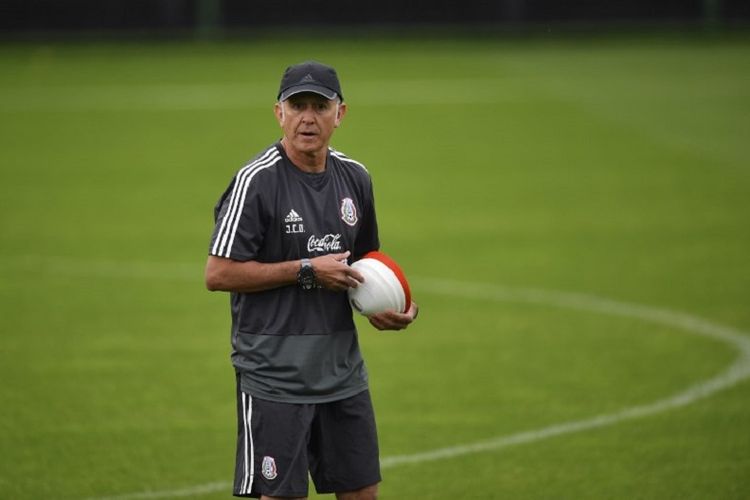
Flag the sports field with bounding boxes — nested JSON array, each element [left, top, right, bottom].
[[1, 34, 749, 499]]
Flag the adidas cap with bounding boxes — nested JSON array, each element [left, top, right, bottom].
[[277, 61, 343, 102]]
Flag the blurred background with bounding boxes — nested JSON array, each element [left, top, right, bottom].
[[1, 0, 749, 37], [1, 2, 749, 500]]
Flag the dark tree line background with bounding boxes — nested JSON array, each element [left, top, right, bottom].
[[1, 0, 747, 36]]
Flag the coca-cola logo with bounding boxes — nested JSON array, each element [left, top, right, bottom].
[[307, 234, 342, 253]]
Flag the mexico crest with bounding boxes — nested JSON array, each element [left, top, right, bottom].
[[262, 456, 278, 480], [340, 197, 358, 226]]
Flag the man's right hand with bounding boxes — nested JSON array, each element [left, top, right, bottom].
[[312, 251, 365, 291]]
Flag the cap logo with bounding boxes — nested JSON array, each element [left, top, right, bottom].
[[301, 73, 315, 83]]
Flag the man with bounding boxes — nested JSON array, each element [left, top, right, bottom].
[[205, 60, 419, 500]]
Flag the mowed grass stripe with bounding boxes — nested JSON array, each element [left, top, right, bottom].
[[78, 273, 750, 500], [0, 77, 531, 112]]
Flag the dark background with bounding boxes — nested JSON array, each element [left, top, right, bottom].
[[1, 0, 748, 36]]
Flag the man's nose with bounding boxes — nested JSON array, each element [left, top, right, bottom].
[[300, 106, 316, 122]]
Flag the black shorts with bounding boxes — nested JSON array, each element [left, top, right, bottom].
[[233, 378, 381, 498]]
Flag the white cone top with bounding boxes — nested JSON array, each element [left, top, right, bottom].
[[348, 257, 406, 315]]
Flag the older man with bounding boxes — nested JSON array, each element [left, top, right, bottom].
[[205, 61, 418, 500]]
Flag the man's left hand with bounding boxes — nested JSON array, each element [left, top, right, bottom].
[[368, 302, 419, 331]]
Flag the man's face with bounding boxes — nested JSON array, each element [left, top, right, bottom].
[[275, 92, 346, 156]]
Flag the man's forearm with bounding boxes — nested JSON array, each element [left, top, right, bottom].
[[205, 255, 299, 293]]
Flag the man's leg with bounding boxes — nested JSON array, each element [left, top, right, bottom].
[[335, 483, 379, 500], [309, 390, 381, 496], [233, 375, 315, 498]]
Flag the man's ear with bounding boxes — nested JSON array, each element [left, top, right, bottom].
[[335, 102, 347, 128], [274, 102, 284, 126]]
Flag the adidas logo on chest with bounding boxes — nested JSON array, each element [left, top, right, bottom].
[[284, 209, 305, 234]]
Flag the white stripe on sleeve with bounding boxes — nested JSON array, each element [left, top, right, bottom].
[[211, 148, 280, 258], [330, 149, 369, 173], [223, 154, 280, 258], [211, 148, 276, 256]]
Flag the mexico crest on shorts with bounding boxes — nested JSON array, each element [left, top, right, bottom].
[[340, 197, 358, 226], [261, 456, 278, 480]]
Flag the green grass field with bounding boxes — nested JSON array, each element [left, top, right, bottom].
[[1, 34, 749, 499]]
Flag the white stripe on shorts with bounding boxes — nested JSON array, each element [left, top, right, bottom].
[[240, 392, 255, 495]]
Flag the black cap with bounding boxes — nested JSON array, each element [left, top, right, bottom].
[[277, 61, 343, 102]]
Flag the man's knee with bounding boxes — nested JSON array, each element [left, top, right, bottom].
[[260, 496, 307, 500], [336, 482, 379, 500]]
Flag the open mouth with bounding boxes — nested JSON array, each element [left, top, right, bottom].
[[299, 131, 318, 138]]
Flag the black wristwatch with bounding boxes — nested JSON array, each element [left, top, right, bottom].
[[297, 258, 317, 290]]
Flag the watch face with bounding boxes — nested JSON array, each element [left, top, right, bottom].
[[298, 265, 316, 290]]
